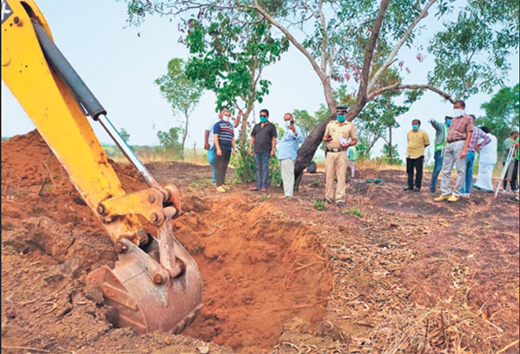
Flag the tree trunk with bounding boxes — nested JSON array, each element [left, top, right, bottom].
[[181, 111, 189, 160], [293, 78, 337, 187], [239, 104, 254, 153], [294, 115, 333, 188], [389, 127, 393, 164]]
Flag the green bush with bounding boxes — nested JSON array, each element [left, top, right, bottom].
[[231, 140, 281, 187]]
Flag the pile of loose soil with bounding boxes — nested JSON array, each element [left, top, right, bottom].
[[1, 131, 332, 354]]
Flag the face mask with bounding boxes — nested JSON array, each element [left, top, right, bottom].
[[453, 109, 465, 117], [412, 125, 419, 131], [446, 119, 452, 127], [337, 115, 346, 123], [260, 116, 267, 123], [284, 121, 291, 128], [223, 115, 230, 122]]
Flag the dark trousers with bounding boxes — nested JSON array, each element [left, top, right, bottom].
[[503, 160, 519, 191], [430, 150, 443, 193], [406, 156, 424, 189], [255, 152, 270, 190], [215, 149, 232, 187]]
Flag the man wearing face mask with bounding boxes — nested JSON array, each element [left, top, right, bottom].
[[277, 113, 305, 197], [434, 100, 474, 202], [213, 108, 237, 192], [405, 120, 430, 192], [322, 105, 358, 207], [205, 108, 242, 183], [428, 116, 451, 194], [249, 109, 277, 192]]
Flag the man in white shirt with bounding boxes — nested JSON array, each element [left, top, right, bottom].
[[204, 108, 242, 183], [473, 126, 498, 192]]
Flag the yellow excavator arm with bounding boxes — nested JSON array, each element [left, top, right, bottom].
[[1, 0, 202, 334]]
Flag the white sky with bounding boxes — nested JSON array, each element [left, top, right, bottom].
[[2, 0, 519, 163]]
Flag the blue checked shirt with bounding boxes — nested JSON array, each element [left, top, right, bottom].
[[277, 124, 305, 160]]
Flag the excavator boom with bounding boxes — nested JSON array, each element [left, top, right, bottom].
[[1, 0, 202, 334]]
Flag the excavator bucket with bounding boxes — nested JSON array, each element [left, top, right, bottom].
[[86, 235, 203, 334]]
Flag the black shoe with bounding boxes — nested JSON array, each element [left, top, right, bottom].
[[413, 187, 421, 192], [403, 186, 414, 191]]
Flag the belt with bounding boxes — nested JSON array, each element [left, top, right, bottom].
[[447, 138, 465, 143], [327, 148, 347, 152]]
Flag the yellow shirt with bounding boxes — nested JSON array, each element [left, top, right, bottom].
[[324, 121, 357, 149], [407, 129, 430, 159]]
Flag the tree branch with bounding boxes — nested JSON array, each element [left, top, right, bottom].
[[252, 0, 327, 83], [367, 0, 437, 94], [318, 0, 328, 75], [351, 0, 391, 117], [368, 83, 455, 103]]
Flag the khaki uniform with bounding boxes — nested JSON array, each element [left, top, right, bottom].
[[324, 121, 357, 203]]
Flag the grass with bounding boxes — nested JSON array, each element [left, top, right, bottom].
[[104, 145, 210, 165], [313, 199, 327, 211], [343, 208, 363, 217]]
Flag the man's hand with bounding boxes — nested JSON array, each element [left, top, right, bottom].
[[217, 149, 222, 156], [232, 150, 236, 157], [204, 143, 210, 150], [340, 142, 349, 148], [270, 149, 275, 157], [289, 124, 296, 134], [475, 145, 481, 152], [460, 149, 467, 159], [249, 148, 254, 157]]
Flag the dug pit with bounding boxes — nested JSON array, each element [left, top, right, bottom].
[[175, 197, 332, 353]]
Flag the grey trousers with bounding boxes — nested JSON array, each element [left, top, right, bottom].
[[440, 140, 466, 197], [280, 158, 295, 197]]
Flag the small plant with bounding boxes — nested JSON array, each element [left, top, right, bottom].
[[311, 179, 321, 188], [189, 178, 212, 189], [260, 194, 270, 202], [343, 208, 363, 217], [313, 199, 327, 211]]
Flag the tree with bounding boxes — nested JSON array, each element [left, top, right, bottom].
[[157, 127, 183, 158], [119, 128, 130, 143], [381, 143, 403, 165], [476, 84, 520, 156], [155, 58, 204, 160], [183, 12, 288, 155], [124, 0, 519, 183]]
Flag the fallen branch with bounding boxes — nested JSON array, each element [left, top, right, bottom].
[[496, 339, 519, 354]]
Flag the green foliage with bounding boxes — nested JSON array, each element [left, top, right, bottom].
[[292, 109, 322, 137], [230, 141, 281, 187], [381, 143, 403, 165], [183, 12, 288, 113], [476, 84, 520, 156], [313, 199, 327, 212], [156, 58, 203, 116], [428, 0, 519, 98], [157, 127, 183, 157], [119, 128, 130, 143], [343, 208, 363, 217]]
